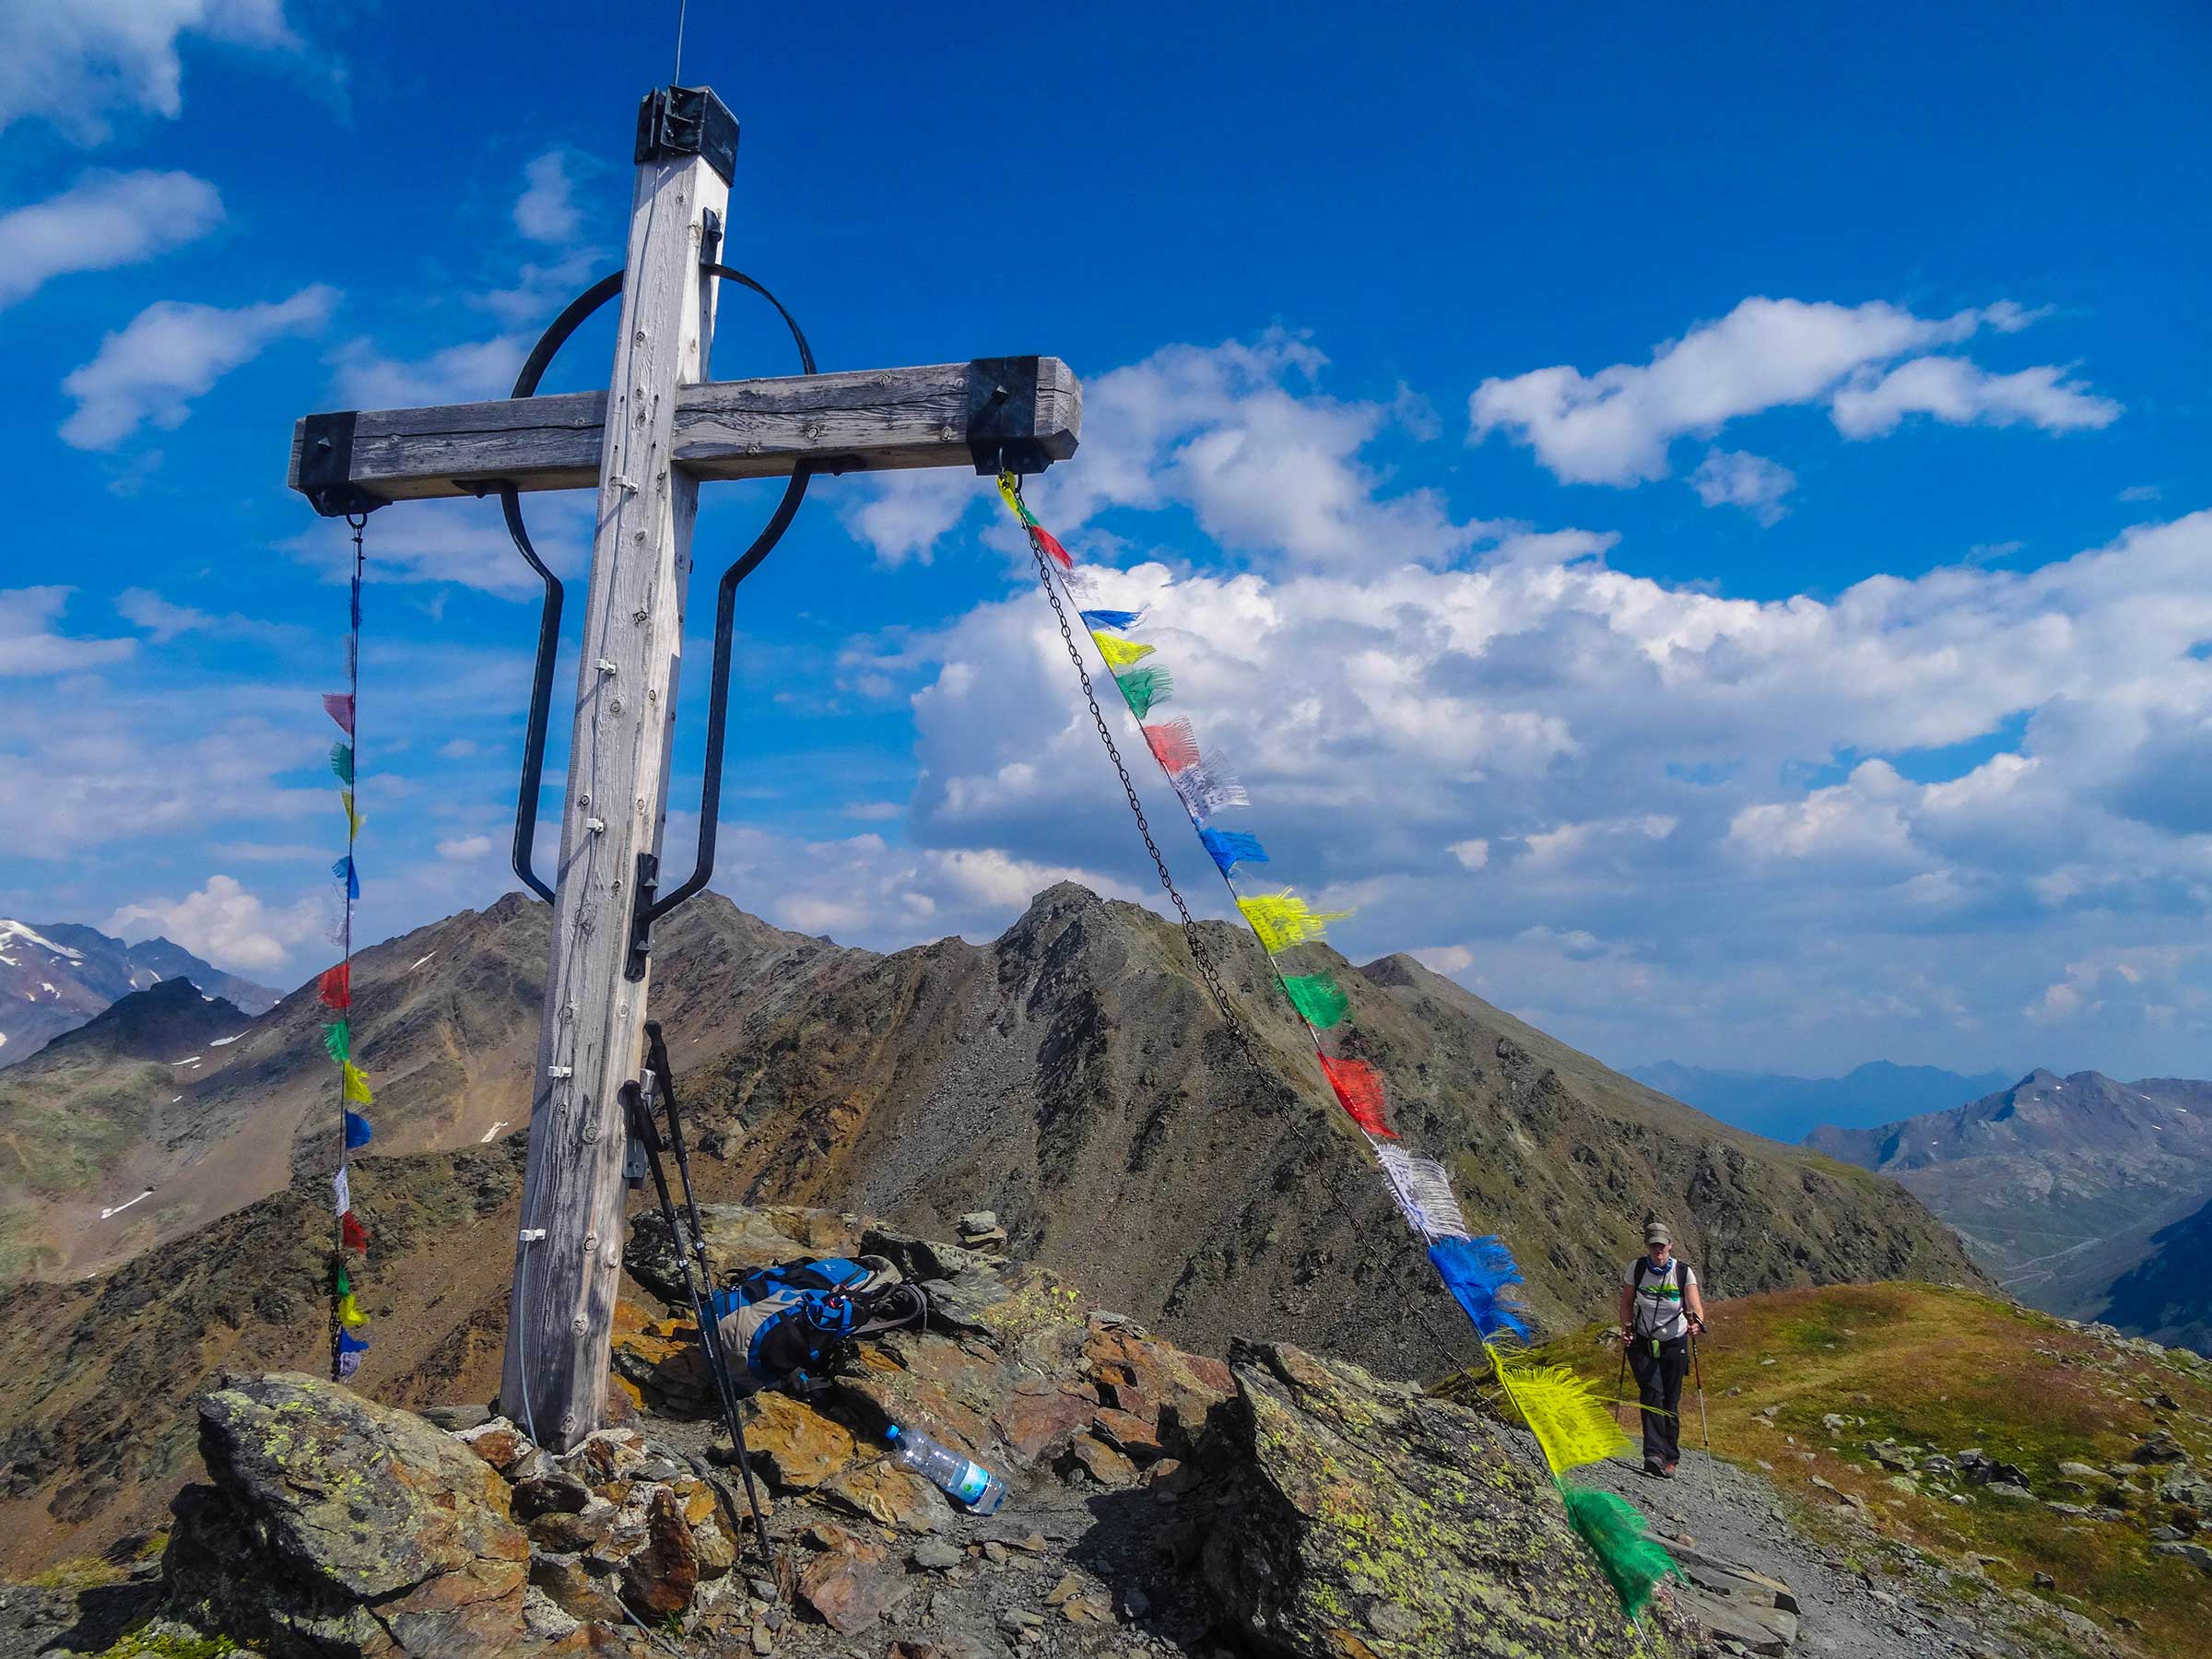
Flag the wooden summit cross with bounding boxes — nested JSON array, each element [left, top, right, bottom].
[[286, 85, 1080, 1450]]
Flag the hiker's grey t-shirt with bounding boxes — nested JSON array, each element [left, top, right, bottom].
[[1623, 1257, 1697, 1340]]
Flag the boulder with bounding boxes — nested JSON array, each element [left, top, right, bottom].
[[1199, 1341, 1677, 1657], [796, 1524, 907, 1633], [165, 1371, 531, 1657], [819, 1459, 956, 1534], [618, 1487, 699, 1617], [746, 1388, 856, 1490]]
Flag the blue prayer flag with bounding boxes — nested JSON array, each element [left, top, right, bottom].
[[1430, 1235, 1530, 1342], [344, 1111, 374, 1148], [332, 855, 359, 900], [1078, 608, 1143, 632], [1198, 828, 1267, 873]]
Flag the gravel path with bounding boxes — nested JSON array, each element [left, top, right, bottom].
[[1580, 1449, 2099, 1659]]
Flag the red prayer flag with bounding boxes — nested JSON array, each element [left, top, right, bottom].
[[1032, 526, 1074, 570], [318, 963, 351, 1009], [1143, 720, 1201, 774], [322, 693, 355, 735], [340, 1211, 370, 1252], [1319, 1055, 1395, 1138]]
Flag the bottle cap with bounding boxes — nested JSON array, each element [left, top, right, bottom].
[[884, 1424, 901, 1442]]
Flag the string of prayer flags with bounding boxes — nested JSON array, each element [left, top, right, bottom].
[[1198, 827, 1266, 875], [1279, 971, 1348, 1030], [1002, 472, 1678, 1617], [323, 524, 377, 1382]]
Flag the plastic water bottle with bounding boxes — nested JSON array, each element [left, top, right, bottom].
[[885, 1423, 1006, 1513]]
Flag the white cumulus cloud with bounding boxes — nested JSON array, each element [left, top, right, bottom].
[[107, 873, 321, 974], [1830, 358, 2121, 439], [0, 170, 224, 309], [513, 151, 582, 244], [1468, 296, 2111, 488], [0, 1, 296, 143], [1688, 449, 1796, 524], [61, 283, 337, 449]]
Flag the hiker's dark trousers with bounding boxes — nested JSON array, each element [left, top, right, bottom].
[[1630, 1335, 1688, 1465]]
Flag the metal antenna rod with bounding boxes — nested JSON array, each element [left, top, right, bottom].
[[673, 0, 688, 83]]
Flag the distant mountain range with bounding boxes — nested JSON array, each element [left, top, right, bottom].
[[1806, 1069, 2212, 1349], [1627, 1058, 2015, 1144], [0, 918, 278, 1069]]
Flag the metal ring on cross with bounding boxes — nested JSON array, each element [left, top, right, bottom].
[[497, 266, 818, 911]]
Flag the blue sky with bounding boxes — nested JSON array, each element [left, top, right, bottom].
[[2, 2, 2207, 1079]]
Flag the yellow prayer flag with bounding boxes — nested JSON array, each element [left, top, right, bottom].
[[337, 1293, 369, 1330], [1092, 632, 1155, 670], [1488, 1347, 1629, 1476], [340, 790, 363, 838], [1236, 892, 1350, 954], [342, 1062, 373, 1106], [994, 472, 1037, 526]]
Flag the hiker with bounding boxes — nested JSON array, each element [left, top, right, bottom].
[[1618, 1218, 1705, 1477], [709, 1255, 928, 1398]]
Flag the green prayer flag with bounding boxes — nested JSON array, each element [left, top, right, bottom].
[[324, 1019, 349, 1063], [330, 742, 353, 784], [1280, 971, 1349, 1030], [1115, 665, 1172, 720]]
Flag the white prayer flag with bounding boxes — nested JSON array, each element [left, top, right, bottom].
[[333, 1164, 351, 1217]]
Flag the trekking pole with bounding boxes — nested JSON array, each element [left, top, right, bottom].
[[1614, 1334, 1630, 1440], [1690, 1327, 1713, 1491], [620, 1076, 776, 1572]]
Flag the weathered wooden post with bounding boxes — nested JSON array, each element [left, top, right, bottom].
[[500, 90, 731, 1448]]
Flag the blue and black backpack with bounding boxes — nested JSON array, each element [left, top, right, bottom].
[[708, 1255, 926, 1395]]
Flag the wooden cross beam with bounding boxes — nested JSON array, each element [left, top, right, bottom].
[[284, 84, 1080, 1452], [288, 358, 1082, 504]]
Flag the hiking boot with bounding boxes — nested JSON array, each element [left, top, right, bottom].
[[1659, 1461, 1677, 1478], [1642, 1458, 1663, 1477]]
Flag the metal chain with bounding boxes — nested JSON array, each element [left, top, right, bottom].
[[1024, 531, 1274, 1077]]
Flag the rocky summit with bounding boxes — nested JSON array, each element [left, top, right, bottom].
[[32, 1204, 1706, 1659]]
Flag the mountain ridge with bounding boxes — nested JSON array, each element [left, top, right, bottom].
[[0, 918, 278, 1070], [1806, 1068, 2212, 1342], [1629, 1057, 2015, 1144]]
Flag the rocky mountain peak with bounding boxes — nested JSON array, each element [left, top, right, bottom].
[[35, 977, 248, 1065]]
